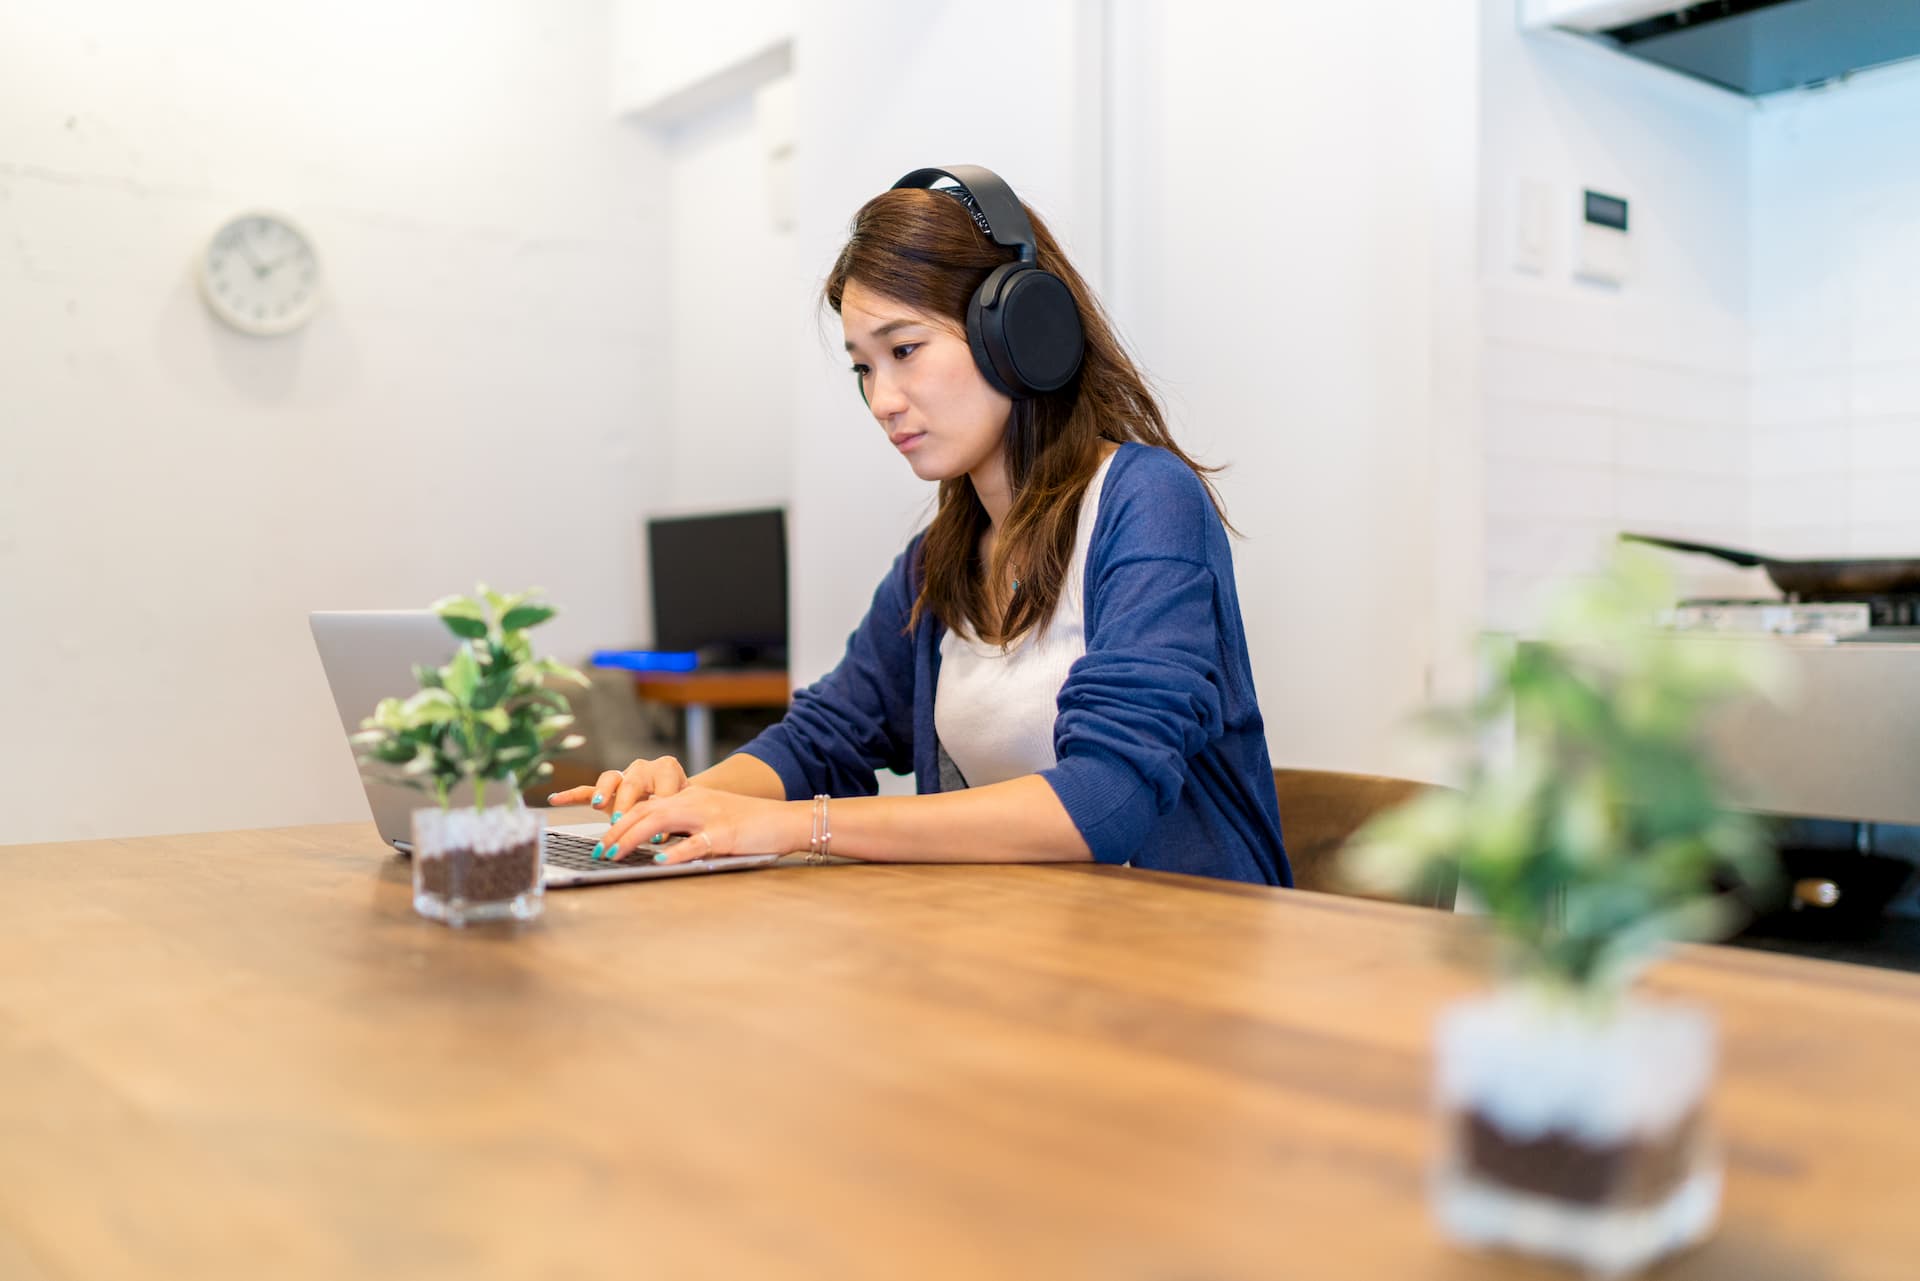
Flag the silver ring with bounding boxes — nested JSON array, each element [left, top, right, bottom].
[[697, 831, 713, 858]]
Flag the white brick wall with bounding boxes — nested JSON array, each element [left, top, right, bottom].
[[1481, 306, 1759, 628], [1481, 14, 1920, 628], [1478, 1, 1761, 628], [1750, 64, 1920, 559]]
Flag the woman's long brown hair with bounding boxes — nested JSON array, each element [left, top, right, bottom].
[[825, 186, 1230, 646]]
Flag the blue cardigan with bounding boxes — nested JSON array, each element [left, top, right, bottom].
[[738, 443, 1290, 886]]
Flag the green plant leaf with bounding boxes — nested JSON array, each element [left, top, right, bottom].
[[500, 604, 556, 632], [364, 696, 407, 732], [469, 670, 515, 712], [433, 595, 489, 640], [535, 657, 591, 688], [399, 688, 460, 729], [533, 714, 575, 739], [441, 615, 488, 641], [444, 646, 480, 703], [482, 586, 531, 617], [1338, 544, 1776, 1000], [363, 739, 416, 765]]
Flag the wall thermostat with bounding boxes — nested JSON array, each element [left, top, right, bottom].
[[1576, 189, 1630, 287]]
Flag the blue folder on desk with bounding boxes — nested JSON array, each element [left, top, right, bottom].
[[591, 649, 701, 674]]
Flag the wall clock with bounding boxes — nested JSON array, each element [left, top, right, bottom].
[[199, 211, 322, 336]]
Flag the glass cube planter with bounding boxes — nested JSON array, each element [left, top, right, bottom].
[[410, 801, 544, 927], [1432, 989, 1719, 1278]]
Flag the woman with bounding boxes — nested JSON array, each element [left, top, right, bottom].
[[550, 165, 1288, 886]]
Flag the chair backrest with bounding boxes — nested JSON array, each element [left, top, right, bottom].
[[1273, 767, 1457, 910]]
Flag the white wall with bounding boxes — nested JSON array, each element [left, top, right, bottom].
[[1107, 3, 1483, 778], [1478, 5, 1762, 626], [655, 82, 796, 514], [784, 0, 1107, 705], [1749, 61, 1920, 557], [611, 0, 791, 120], [0, 1, 667, 844]]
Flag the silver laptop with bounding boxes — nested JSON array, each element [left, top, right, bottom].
[[308, 610, 783, 886]]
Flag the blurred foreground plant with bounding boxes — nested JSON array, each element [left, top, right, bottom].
[[350, 586, 589, 809], [1345, 547, 1784, 1009]]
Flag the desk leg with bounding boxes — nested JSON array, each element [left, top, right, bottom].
[[684, 703, 714, 774]]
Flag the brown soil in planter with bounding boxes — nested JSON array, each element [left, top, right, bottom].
[[417, 840, 541, 904], [1459, 1105, 1704, 1207]]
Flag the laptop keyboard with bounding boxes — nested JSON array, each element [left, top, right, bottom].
[[544, 829, 686, 871]]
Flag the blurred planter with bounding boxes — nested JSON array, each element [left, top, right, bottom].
[[1432, 987, 1719, 1278], [411, 790, 543, 927]]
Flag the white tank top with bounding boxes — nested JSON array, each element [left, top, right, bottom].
[[935, 451, 1116, 788]]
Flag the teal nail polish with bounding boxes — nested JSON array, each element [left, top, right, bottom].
[[650, 832, 665, 844], [611, 811, 622, 823], [591, 842, 604, 859], [606, 843, 620, 859], [592, 792, 604, 806], [653, 851, 667, 864]]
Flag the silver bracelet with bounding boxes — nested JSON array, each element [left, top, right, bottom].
[[808, 793, 829, 864]]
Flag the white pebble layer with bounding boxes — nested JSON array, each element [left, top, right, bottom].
[[412, 804, 542, 858], [1436, 990, 1715, 1144]]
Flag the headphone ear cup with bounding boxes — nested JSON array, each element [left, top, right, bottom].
[[967, 263, 1085, 399], [967, 266, 1023, 399], [997, 269, 1085, 394]]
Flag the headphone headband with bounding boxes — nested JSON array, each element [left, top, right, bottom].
[[877, 164, 1082, 399], [892, 165, 1037, 263]]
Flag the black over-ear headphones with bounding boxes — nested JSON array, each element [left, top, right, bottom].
[[889, 165, 1086, 401]]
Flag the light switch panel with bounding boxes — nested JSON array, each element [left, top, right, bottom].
[[1512, 177, 1552, 276], [1576, 188, 1630, 287]]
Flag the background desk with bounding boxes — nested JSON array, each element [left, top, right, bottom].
[[6, 819, 1920, 1279], [629, 668, 789, 772]]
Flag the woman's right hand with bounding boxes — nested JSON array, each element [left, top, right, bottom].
[[547, 756, 691, 822]]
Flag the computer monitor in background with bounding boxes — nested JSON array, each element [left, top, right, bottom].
[[647, 507, 788, 669]]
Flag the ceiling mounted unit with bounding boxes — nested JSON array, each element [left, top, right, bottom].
[[1521, 0, 1920, 96]]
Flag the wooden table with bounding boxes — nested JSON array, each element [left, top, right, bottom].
[[6, 819, 1920, 1280], [630, 669, 790, 772]]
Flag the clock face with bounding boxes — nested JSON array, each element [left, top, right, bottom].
[[200, 212, 322, 336]]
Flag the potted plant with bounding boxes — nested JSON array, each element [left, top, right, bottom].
[[1344, 548, 1782, 1277], [351, 585, 588, 926]]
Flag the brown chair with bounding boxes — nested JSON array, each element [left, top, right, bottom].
[[1272, 767, 1458, 910]]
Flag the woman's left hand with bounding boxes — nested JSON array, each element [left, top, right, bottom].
[[602, 784, 803, 865]]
